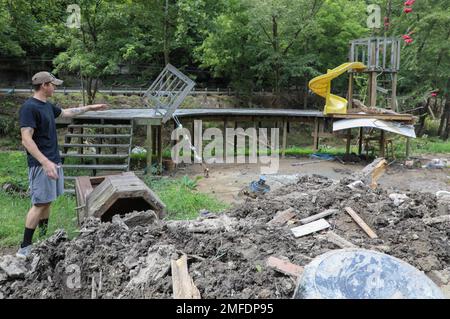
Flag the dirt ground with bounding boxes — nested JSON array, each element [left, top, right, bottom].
[[1, 167, 449, 299], [173, 157, 450, 204]]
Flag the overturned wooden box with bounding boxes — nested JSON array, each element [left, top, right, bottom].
[[75, 172, 166, 224]]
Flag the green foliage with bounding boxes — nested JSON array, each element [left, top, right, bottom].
[[143, 176, 229, 220], [180, 175, 201, 190], [0, 191, 77, 247], [0, 152, 28, 190]]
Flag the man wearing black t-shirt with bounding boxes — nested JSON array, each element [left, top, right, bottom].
[[17, 71, 108, 258]]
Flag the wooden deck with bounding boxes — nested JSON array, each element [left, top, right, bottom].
[[56, 108, 415, 172], [56, 108, 415, 125]]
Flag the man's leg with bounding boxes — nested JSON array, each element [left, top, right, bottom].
[[21, 203, 51, 248], [38, 204, 51, 237]]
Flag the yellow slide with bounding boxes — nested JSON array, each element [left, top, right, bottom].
[[309, 62, 366, 115]]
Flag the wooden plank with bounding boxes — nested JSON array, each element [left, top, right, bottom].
[[344, 207, 378, 239], [267, 207, 296, 226], [146, 124, 153, 173], [299, 209, 339, 225], [361, 157, 386, 175], [291, 219, 330, 238], [171, 255, 201, 299], [61, 154, 128, 159], [282, 118, 287, 158], [266, 256, 304, 277], [329, 113, 414, 122], [75, 176, 94, 224], [63, 164, 128, 170], [324, 231, 357, 248], [65, 133, 132, 138], [61, 143, 130, 148], [69, 124, 132, 129]]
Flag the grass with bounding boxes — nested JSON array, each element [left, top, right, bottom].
[[144, 176, 229, 220], [0, 151, 229, 247], [0, 192, 77, 247]]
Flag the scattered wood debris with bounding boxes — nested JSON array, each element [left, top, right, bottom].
[[291, 219, 330, 238], [266, 256, 304, 278], [344, 207, 378, 239], [171, 255, 201, 299]]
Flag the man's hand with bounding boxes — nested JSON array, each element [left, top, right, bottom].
[[42, 160, 59, 180], [88, 104, 108, 111]]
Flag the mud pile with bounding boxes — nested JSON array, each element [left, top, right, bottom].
[[1, 175, 449, 299]]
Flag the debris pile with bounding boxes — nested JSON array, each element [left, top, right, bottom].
[[1, 175, 449, 299]]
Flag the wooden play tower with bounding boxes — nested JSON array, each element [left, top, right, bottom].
[[348, 37, 401, 111]]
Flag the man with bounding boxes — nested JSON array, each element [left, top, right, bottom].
[[17, 71, 108, 258]]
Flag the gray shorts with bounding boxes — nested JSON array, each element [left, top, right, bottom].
[[28, 164, 64, 205]]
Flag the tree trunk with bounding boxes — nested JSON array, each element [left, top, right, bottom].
[[163, 0, 170, 65], [272, 15, 280, 107], [416, 98, 430, 138], [438, 79, 450, 139], [441, 97, 450, 140]]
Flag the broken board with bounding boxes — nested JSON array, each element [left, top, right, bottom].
[[291, 219, 330, 238]]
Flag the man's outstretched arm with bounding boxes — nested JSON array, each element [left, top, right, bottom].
[[60, 104, 108, 118]]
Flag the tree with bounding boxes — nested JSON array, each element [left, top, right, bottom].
[[197, 0, 367, 101]]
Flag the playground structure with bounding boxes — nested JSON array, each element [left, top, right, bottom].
[[56, 37, 414, 192], [308, 62, 366, 115], [348, 37, 402, 111]]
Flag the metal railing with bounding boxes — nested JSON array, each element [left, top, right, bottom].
[[0, 86, 285, 96]]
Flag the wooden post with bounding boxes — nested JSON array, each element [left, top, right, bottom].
[[348, 72, 354, 110], [346, 129, 352, 155], [358, 127, 363, 155], [234, 121, 238, 156], [380, 130, 385, 157], [158, 125, 163, 173], [391, 73, 398, 111], [223, 118, 228, 159], [368, 41, 377, 107], [313, 118, 319, 151], [146, 124, 153, 174], [406, 137, 410, 158], [282, 118, 287, 158]]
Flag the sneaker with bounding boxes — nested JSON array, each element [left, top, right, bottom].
[[16, 245, 33, 259]]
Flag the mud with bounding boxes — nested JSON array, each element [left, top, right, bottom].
[[0, 175, 449, 299]]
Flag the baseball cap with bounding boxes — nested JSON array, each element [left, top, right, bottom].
[[32, 72, 64, 86]]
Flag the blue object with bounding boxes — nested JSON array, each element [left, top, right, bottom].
[[294, 249, 445, 299], [310, 153, 335, 161], [249, 175, 270, 194]]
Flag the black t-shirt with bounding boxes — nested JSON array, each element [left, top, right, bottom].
[[19, 97, 62, 167]]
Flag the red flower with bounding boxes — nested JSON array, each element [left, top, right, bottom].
[[404, 7, 413, 13], [404, 0, 415, 6], [404, 38, 413, 44], [402, 34, 411, 40], [431, 92, 437, 97]]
